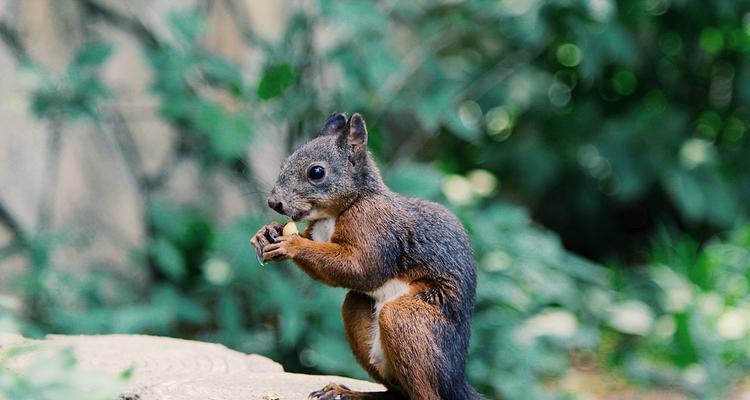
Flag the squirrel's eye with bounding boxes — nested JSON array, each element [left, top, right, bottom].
[[307, 165, 326, 181]]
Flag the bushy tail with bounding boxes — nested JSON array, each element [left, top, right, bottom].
[[453, 380, 486, 400]]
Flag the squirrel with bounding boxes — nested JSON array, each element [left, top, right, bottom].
[[251, 113, 480, 400]]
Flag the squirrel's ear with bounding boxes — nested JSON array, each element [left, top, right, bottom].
[[320, 113, 348, 136], [347, 113, 367, 147], [341, 113, 367, 166]]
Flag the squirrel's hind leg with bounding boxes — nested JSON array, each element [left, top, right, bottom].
[[342, 291, 387, 381], [378, 298, 479, 400], [342, 292, 404, 396]]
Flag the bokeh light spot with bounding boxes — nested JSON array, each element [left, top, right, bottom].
[[683, 364, 707, 386], [700, 28, 724, 54], [660, 32, 683, 56], [612, 69, 637, 95], [654, 315, 676, 338], [481, 250, 511, 272], [441, 174, 474, 205], [644, 90, 668, 113], [724, 117, 746, 142], [548, 81, 571, 107], [556, 43, 583, 67], [486, 106, 514, 141], [467, 169, 498, 197], [716, 309, 750, 340], [606, 300, 654, 336], [696, 111, 722, 137], [644, 0, 669, 16], [458, 100, 482, 130], [202, 258, 233, 285], [679, 138, 714, 169]]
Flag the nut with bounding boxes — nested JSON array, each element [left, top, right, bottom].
[[283, 221, 299, 236]]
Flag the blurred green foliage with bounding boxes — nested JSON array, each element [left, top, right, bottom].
[[3, 1, 750, 399], [30, 41, 112, 120], [604, 227, 750, 398], [147, 13, 254, 162]]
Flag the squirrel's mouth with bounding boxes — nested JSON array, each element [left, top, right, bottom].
[[292, 208, 331, 222], [291, 210, 310, 222]]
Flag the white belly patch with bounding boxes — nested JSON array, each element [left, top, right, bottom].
[[368, 279, 410, 377], [310, 217, 336, 242]]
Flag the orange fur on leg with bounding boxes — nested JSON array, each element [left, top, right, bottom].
[[378, 298, 445, 400], [342, 291, 388, 384]]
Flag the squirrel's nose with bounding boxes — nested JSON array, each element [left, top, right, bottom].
[[268, 199, 284, 214]]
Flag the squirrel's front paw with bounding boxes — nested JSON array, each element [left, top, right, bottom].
[[262, 235, 303, 262], [250, 222, 284, 263]]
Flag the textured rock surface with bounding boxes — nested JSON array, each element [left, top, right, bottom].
[[0, 334, 384, 400]]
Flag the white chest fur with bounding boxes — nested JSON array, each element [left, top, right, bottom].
[[368, 279, 410, 377], [310, 217, 336, 242]]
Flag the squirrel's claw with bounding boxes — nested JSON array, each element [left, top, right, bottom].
[[261, 235, 300, 262], [308, 383, 354, 400], [251, 222, 285, 266], [250, 234, 267, 266], [262, 242, 287, 262], [250, 236, 263, 266]]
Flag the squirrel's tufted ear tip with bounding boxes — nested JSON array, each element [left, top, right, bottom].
[[320, 113, 348, 136], [348, 113, 367, 146]]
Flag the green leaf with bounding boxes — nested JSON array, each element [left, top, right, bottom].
[[72, 41, 113, 68], [152, 238, 186, 282], [168, 11, 206, 43], [193, 101, 223, 134], [201, 55, 244, 93], [120, 366, 134, 380], [257, 64, 296, 100]]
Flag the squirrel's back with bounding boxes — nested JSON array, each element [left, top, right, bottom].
[[399, 195, 476, 273], [347, 191, 477, 318], [400, 194, 477, 302]]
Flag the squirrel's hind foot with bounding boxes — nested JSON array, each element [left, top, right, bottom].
[[308, 383, 396, 400], [308, 383, 356, 400]]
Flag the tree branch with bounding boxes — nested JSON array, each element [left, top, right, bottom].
[[0, 19, 28, 60], [221, 0, 272, 50], [0, 200, 28, 248], [36, 116, 64, 232], [78, 0, 160, 49], [0, 202, 23, 238]]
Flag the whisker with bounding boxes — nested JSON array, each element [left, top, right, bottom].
[[242, 190, 271, 197], [235, 159, 275, 191]]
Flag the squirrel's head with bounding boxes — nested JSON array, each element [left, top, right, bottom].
[[267, 113, 382, 222]]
